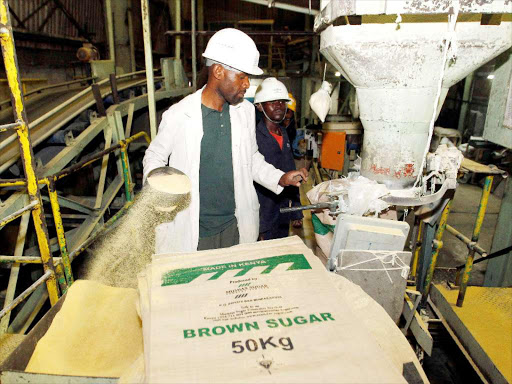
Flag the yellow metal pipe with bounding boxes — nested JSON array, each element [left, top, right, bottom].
[[46, 179, 74, 288], [411, 220, 423, 278], [120, 143, 134, 201], [0, 178, 49, 187], [0, 2, 59, 305], [471, 176, 493, 242], [54, 264, 67, 293], [422, 200, 452, 303], [0, 179, 26, 187], [457, 176, 494, 307], [445, 224, 487, 257], [125, 131, 151, 145]]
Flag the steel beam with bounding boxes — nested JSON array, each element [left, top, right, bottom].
[[0, 210, 30, 334], [68, 175, 123, 251], [141, 0, 157, 139], [8, 7, 26, 29], [51, 0, 93, 42], [37, 4, 57, 32], [128, 0, 136, 72], [21, 0, 52, 25]]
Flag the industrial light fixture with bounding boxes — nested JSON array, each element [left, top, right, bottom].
[[487, 74, 495, 79], [335, 71, 341, 77]]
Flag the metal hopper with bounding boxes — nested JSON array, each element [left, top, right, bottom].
[[315, 0, 512, 190]]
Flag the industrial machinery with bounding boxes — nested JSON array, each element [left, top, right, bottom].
[[283, 2, 512, 378], [307, 0, 511, 279], [316, 0, 511, 201]]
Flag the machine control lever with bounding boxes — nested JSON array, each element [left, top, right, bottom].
[[280, 201, 338, 214]]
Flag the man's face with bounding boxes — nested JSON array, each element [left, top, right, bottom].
[[282, 108, 295, 128], [261, 100, 287, 122], [219, 69, 250, 105]]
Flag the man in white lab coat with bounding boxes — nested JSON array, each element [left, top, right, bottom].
[[143, 28, 307, 253]]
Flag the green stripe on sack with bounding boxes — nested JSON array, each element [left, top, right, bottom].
[[161, 254, 312, 286], [311, 213, 335, 235]]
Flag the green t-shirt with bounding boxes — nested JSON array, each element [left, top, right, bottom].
[[199, 103, 236, 237]]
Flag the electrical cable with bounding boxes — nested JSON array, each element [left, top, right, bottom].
[[455, 245, 512, 270]]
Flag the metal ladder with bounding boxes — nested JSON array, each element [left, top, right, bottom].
[[0, 0, 60, 329]]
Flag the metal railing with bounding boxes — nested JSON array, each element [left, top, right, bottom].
[[420, 175, 494, 307], [0, 76, 95, 109]]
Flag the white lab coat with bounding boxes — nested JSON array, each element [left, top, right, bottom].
[[143, 87, 285, 253]]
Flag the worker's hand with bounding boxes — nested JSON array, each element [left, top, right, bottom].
[[279, 168, 308, 187], [292, 219, 303, 228]]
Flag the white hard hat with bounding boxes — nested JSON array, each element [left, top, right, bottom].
[[203, 28, 263, 75], [254, 77, 291, 104]]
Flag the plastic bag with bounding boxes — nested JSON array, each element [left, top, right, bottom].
[[309, 81, 332, 122]]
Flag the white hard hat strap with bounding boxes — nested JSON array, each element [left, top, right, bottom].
[[261, 104, 288, 125]]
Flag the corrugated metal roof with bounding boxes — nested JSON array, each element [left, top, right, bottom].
[[10, 0, 105, 42]]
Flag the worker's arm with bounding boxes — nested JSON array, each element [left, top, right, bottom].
[[142, 108, 177, 183]]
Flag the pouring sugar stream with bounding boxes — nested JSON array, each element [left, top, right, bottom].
[[83, 167, 191, 288]]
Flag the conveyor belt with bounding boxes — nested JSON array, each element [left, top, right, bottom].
[[0, 87, 84, 127], [0, 85, 193, 256], [0, 75, 148, 174]]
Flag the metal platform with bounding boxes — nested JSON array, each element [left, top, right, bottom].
[[430, 284, 512, 384]]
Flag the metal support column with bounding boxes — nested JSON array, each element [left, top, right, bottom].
[[171, 0, 181, 59], [141, 0, 157, 139], [197, 0, 204, 55], [191, 0, 197, 90], [105, 0, 115, 63], [128, 0, 136, 72]]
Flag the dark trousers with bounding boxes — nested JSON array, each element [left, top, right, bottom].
[[197, 220, 240, 251], [260, 217, 290, 240]]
